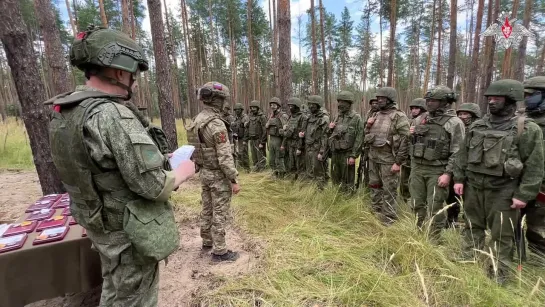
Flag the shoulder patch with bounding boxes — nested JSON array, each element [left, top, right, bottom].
[[112, 103, 135, 119], [214, 131, 228, 144]]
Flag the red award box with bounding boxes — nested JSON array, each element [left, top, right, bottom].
[[26, 194, 62, 213], [33, 226, 70, 245], [0, 233, 28, 253], [61, 207, 71, 216], [53, 194, 70, 209], [2, 221, 37, 237], [26, 209, 55, 221], [36, 216, 68, 231]]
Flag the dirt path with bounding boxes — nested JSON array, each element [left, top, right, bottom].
[[0, 170, 259, 306]]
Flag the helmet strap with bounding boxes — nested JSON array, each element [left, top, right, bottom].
[[96, 71, 133, 100]]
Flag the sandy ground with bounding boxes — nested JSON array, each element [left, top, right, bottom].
[[0, 170, 260, 307]]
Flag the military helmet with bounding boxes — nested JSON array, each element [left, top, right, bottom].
[[70, 25, 148, 73], [376, 87, 397, 102], [457, 103, 481, 118], [250, 100, 261, 108], [523, 76, 545, 94], [369, 96, 378, 104], [409, 98, 427, 110], [287, 97, 302, 108], [337, 91, 355, 103], [234, 103, 244, 110], [197, 81, 230, 100], [269, 97, 281, 106], [307, 95, 324, 108], [484, 79, 524, 102], [424, 85, 456, 102]]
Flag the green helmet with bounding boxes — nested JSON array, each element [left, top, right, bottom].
[[424, 85, 456, 102], [307, 95, 324, 108], [250, 100, 261, 108], [523, 76, 545, 94], [409, 98, 427, 110], [197, 81, 230, 101], [70, 25, 148, 73], [484, 79, 524, 102], [269, 97, 281, 106], [369, 96, 378, 104], [376, 87, 397, 102], [337, 91, 355, 103], [287, 97, 302, 108], [234, 103, 244, 110], [457, 103, 481, 118]]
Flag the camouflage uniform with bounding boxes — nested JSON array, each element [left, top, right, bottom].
[[454, 79, 544, 283], [232, 103, 250, 170], [47, 27, 177, 306], [400, 98, 427, 204], [361, 96, 380, 188], [328, 91, 364, 193], [283, 97, 308, 179], [522, 76, 545, 258], [366, 88, 410, 222], [304, 95, 330, 188], [246, 100, 267, 171], [187, 82, 239, 261], [267, 97, 289, 177]]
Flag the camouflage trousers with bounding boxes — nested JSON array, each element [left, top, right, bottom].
[[285, 141, 305, 179], [200, 168, 233, 255], [305, 143, 328, 189], [446, 180, 461, 226], [268, 136, 286, 176], [331, 151, 355, 193], [522, 202, 545, 256], [409, 164, 448, 240], [462, 182, 519, 278], [368, 160, 399, 221], [249, 139, 267, 171], [399, 164, 411, 202], [236, 139, 250, 170], [92, 240, 159, 307]]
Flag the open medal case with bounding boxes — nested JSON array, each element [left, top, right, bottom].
[[26, 209, 55, 221], [33, 226, 70, 245], [0, 233, 28, 253], [36, 216, 68, 231], [25, 194, 62, 213], [2, 221, 37, 237]]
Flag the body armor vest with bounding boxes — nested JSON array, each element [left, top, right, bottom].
[[368, 110, 394, 147], [286, 113, 303, 140], [410, 114, 452, 165], [329, 111, 358, 151], [187, 114, 223, 170], [248, 113, 264, 139], [305, 112, 327, 146], [268, 112, 285, 137], [232, 114, 247, 139]]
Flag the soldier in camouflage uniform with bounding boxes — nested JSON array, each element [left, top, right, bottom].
[[303, 95, 330, 188], [400, 98, 427, 203], [246, 100, 267, 171], [409, 86, 465, 240], [282, 97, 308, 179], [267, 97, 289, 177], [328, 91, 364, 193], [46, 26, 196, 306], [522, 76, 545, 261], [365, 87, 410, 223], [187, 82, 241, 262], [454, 79, 544, 284], [360, 96, 380, 189], [221, 102, 235, 143], [232, 103, 250, 171]]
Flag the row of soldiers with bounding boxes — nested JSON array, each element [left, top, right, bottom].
[[223, 77, 545, 285]]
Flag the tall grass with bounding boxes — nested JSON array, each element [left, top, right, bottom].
[[0, 118, 34, 169]]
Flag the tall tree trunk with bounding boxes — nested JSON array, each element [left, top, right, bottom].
[[277, 0, 291, 110], [435, 0, 442, 85], [99, 0, 109, 27], [319, 0, 329, 110], [446, 0, 457, 88], [65, 0, 77, 36], [268, 0, 275, 96], [479, 0, 499, 109], [379, 2, 383, 86], [310, 0, 318, 94], [514, 0, 533, 80], [0, 0, 64, 193], [537, 45, 545, 75], [34, 0, 72, 96], [272, 0, 279, 97], [129, 0, 136, 39], [147, 0, 178, 150], [466, 0, 484, 103], [247, 0, 255, 99], [387, 0, 397, 86], [181, 0, 197, 117], [121, 0, 130, 33], [163, 0, 182, 119], [228, 14, 237, 105], [501, 0, 520, 78], [423, 0, 436, 95]]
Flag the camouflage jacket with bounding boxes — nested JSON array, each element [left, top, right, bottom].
[[246, 111, 268, 144], [526, 112, 545, 192], [282, 111, 307, 149], [365, 107, 410, 165], [267, 110, 289, 137], [305, 110, 329, 154], [232, 113, 249, 141], [327, 110, 364, 158]]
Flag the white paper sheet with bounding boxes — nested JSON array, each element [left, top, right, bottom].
[[169, 145, 195, 169]]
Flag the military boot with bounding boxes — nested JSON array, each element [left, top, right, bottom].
[[212, 250, 240, 262]]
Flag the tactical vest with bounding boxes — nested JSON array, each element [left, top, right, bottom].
[[410, 114, 452, 165], [248, 114, 263, 139], [48, 92, 178, 264], [368, 111, 393, 147], [232, 114, 247, 139], [305, 112, 327, 146], [329, 111, 359, 151], [187, 114, 233, 170], [268, 112, 285, 137], [285, 113, 303, 140]]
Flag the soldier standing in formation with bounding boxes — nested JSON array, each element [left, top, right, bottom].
[[246, 100, 268, 171], [187, 82, 241, 262], [266, 97, 289, 178], [328, 91, 364, 193], [365, 87, 410, 223], [454, 79, 544, 284], [400, 98, 427, 204], [283, 97, 308, 180], [303, 95, 330, 189], [522, 76, 545, 262], [232, 103, 250, 171], [361, 96, 380, 188]]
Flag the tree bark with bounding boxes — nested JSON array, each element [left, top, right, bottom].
[[99, 0, 109, 28], [422, 0, 436, 95], [466, 0, 484, 103], [147, 0, 178, 150], [319, 0, 328, 109], [478, 0, 499, 109], [34, 0, 72, 96], [514, 0, 533, 80], [537, 45, 545, 75], [180, 0, 197, 117], [0, 0, 64, 193], [435, 0, 442, 85], [272, 0, 280, 97], [446, 0, 457, 89], [247, 0, 255, 99], [121, 0, 130, 33], [65, 0, 77, 36], [379, 1, 383, 86], [501, 0, 520, 78], [163, 0, 182, 119], [129, 0, 137, 39], [277, 0, 291, 110], [310, 0, 318, 94], [387, 0, 397, 86]]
